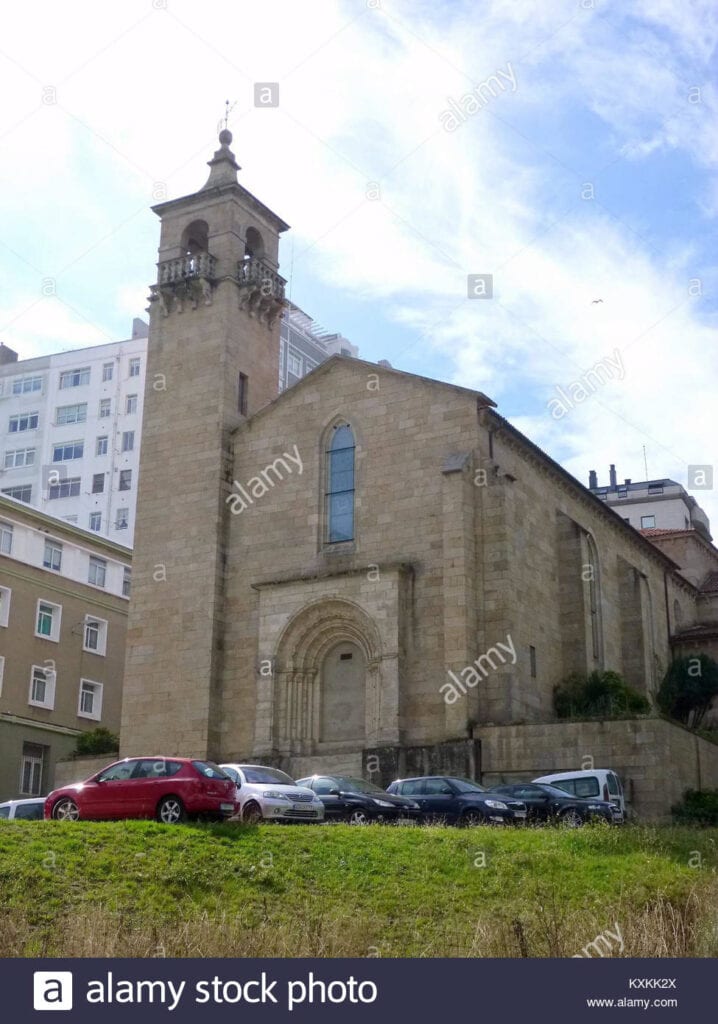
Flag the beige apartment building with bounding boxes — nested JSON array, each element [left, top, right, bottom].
[[0, 496, 130, 799]]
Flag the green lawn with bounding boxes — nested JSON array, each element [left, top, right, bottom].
[[1, 821, 716, 957]]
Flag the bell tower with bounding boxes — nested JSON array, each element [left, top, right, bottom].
[[120, 129, 289, 758]]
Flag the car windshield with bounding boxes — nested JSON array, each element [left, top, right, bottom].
[[242, 767, 295, 786], [448, 778, 487, 793], [333, 777, 385, 794], [192, 761, 230, 780], [0, 806, 10, 819]]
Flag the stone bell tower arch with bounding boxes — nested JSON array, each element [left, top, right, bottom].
[[120, 130, 289, 758]]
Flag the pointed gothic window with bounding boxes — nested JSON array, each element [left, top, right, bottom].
[[326, 424, 355, 543]]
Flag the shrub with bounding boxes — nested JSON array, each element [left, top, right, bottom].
[[671, 789, 718, 827], [554, 670, 651, 720], [657, 655, 718, 729], [74, 728, 119, 756]]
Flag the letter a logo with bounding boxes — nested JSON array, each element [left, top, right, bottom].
[[33, 972, 73, 1011]]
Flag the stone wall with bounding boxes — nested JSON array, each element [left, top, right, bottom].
[[476, 718, 718, 820], [53, 753, 118, 789]]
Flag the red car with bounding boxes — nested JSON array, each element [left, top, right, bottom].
[[44, 756, 238, 824]]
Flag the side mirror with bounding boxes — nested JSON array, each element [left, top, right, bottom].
[[329, 788, 341, 796], [234, 781, 241, 790]]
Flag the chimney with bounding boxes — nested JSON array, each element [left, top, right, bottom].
[[0, 343, 18, 365], [588, 469, 598, 489], [609, 464, 617, 489], [624, 478, 631, 486]]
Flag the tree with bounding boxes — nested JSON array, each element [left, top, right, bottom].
[[657, 655, 718, 729], [74, 727, 119, 756], [554, 669, 650, 719]]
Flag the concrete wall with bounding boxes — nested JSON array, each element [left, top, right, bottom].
[[53, 753, 117, 789], [477, 718, 718, 821]]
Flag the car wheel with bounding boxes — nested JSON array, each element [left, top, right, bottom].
[[242, 802, 263, 824], [156, 796, 185, 824], [52, 798, 80, 821], [560, 808, 584, 828], [346, 808, 371, 825], [461, 808, 487, 827]]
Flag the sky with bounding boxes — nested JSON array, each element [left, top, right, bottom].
[[1, 0, 716, 522]]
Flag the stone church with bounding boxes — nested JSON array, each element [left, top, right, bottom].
[[120, 131, 718, 816]]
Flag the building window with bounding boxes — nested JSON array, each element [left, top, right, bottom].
[[43, 541, 62, 572], [238, 373, 248, 416], [12, 375, 42, 395], [648, 484, 664, 495], [92, 473, 105, 494], [20, 742, 46, 794], [617, 487, 628, 499], [9, 411, 39, 432], [287, 352, 302, 377], [56, 403, 87, 425], [641, 515, 656, 529], [36, 599, 61, 641], [48, 478, 80, 500], [4, 447, 35, 469], [78, 679, 103, 720], [119, 469, 132, 491], [122, 566, 131, 598], [96, 436, 108, 456], [325, 424, 355, 544], [59, 367, 90, 389], [0, 586, 11, 627], [0, 521, 12, 555], [125, 394, 138, 415], [529, 645, 537, 678], [585, 534, 602, 664], [29, 666, 55, 710], [129, 357, 141, 378], [99, 399, 111, 418], [121, 430, 134, 452], [89, 512, 102, 532], [89, 556, 107, 588], [102, 362, 114, 382], [116, 508, 129, 530], [52, 440, 84, 462], [2, 485, 32, 502], [83, 616, 107, 656]]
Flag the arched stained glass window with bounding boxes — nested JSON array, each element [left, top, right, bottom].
[[326, 424, 355, 543]]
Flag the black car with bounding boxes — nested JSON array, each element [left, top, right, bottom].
[[387, 776, 526, 825], [489, 782, 616, 826], [295, 775, 421, 824]]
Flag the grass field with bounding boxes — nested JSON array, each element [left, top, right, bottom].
[[1, 821, 716, 958]]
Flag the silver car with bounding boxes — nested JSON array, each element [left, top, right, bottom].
[[220, 764, 325, 824], [0, 798, 45, 821]]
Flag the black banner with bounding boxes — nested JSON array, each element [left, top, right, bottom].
[[3, 957, 710, 1022]]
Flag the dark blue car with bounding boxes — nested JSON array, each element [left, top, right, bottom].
[[387, 776, 527, 825]]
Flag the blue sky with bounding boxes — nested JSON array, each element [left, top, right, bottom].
[[1, 0, 716, 520]]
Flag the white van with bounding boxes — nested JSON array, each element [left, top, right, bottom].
[[533, 769, 625, 821]]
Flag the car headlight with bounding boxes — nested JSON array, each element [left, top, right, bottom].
[[373, 799, 395, 808], [484, 799, 508, 810], [263, 791, 291, 801]]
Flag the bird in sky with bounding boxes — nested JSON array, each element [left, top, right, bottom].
[[591, 298, 604, 304]]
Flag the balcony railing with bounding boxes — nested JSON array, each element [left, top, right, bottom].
[[236, 257, 286, 301], [158, 252, 217, 285]]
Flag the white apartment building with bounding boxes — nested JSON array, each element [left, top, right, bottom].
[[0, 319, 148, 545], [589, 465, 712, 542], [279, 301, 358, 393]]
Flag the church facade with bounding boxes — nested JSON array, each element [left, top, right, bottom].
[[120, 132, 718, 813]]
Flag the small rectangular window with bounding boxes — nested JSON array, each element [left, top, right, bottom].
[[43, 541, 62, 572], [0, 586, 11, 627], [129, 357, 141, 377], [641, 515, 656, 528], [529, 645, 537, 678], [56, 403, 87, 425], [48, 478, 80, 500], [96, 436, 108, 456], [116, 508, 129, 530], [83, 616, 107, 656], [2, 485, 32, 502], [52, 440, 84, 462], [89, 512, 102, 532], [9, 412, 39, 432], [121, 430, 134, 452], [4, 448, 35, 469], [20, 741, 46, 793], [92, 473, 104, 494], [122, 566, 131, 597], [102, 362, 114, 382], [36, 600, 61, 641], [125, 395, 138, 415], [12, 375, 42, 395], [0, 522, 13, 555], [59, 367, 90, 389], [88, 556, 107, 588], [99, 399, 111, 418], [119, 469, 132, 491], [287, 352, 302, 376], [78, 679, 103, 720], [238, 373, 248, 416]]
